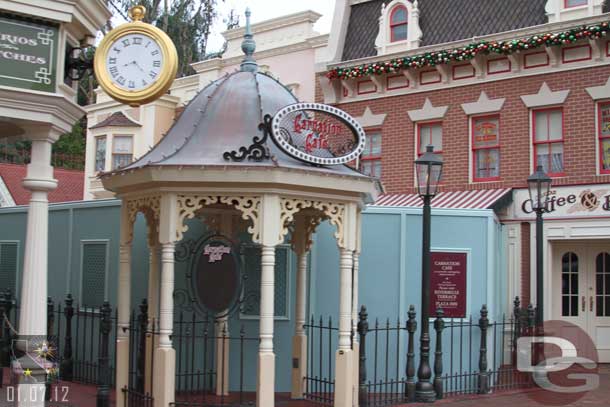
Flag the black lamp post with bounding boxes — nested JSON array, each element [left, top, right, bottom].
[[527, 165, 552, 327], [414, 145, 443, 403]]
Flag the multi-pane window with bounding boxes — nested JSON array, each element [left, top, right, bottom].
[[472, 116, 501, 181], [561, 252, 579, 317], [596, 252, 610, 317], [81, 242, 107, 309], [599, 103, 610, 174], [390, 6, 408, 42], [240, 245, 289, 319], [360, 131, 382, 178], [533, 109, 564, 176], [94, 136, 106, 172], [112, 135, 133, 170], [565, 0, 587, 7], [418, 122, 442, 156], [0, 242, 18, 295]]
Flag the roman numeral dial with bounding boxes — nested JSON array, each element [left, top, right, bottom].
[[104, 33, 164, 92]]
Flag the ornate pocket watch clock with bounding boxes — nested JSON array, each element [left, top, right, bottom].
[[94, 6, 178, 106]]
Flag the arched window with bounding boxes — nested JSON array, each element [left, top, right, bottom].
[[390, 6, 408, 42]]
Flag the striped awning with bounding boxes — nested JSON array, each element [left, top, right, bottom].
[[372, 188, 512, 210]]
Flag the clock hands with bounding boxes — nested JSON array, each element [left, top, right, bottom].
[[122, 60, 146, 73]]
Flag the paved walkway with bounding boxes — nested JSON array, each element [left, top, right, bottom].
[[1, 367, 609, 406]]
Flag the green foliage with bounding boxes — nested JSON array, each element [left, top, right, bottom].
[[118, 0, 221, 77]]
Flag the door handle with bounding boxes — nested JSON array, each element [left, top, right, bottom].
[[590, 296, 594, 313], [582, 296, 586, 312]]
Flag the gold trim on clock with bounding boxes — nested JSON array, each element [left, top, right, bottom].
[[94, 6, 178, 107]]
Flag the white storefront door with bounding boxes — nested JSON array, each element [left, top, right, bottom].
[[552, 243, 610, 363]]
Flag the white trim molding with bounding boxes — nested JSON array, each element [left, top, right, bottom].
[[353, 106, 387, 128], [546, 0, 605, 23], [520, 82, 570, 108], [586, 75, 610, 100], [407, 98, 449, 122], [461, 91, 506, 115], [374, 0, 422, 56]]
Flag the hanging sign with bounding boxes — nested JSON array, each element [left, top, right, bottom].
[[0, 16, 58, 92], [270, 103, 366, 166], [429, 252, 468, 318], [512, 185, 610, 219], [194, 236, 241, 313]]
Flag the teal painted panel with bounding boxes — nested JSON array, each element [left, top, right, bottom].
[[81, 242, 107, 308], [0, 242, 18, 293]]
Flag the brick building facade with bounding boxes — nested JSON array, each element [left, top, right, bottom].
[[317, 0, 610, 362]]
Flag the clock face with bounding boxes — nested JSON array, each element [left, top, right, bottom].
[[105, 33, 164, 92]]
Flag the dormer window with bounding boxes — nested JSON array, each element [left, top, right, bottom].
[[565, 0, 587, 7], [390, 6, 408, 42]]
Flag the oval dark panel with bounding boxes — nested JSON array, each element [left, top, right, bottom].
[[194, 240, 240, 313]]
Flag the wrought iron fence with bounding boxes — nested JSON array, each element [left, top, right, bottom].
[[302, 316, 339, 406], [0, 144, 85, 170]]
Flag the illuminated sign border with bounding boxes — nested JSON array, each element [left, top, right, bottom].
[[270, 102, 366, 166]]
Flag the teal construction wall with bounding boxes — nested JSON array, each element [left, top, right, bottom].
[[0, 200, 505, 393]]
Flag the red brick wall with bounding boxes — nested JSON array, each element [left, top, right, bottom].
[[520, 222, 531, 306], [319, 65, 610, 194]]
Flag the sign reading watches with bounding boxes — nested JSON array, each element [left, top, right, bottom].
[[0, 16, 57, 92]]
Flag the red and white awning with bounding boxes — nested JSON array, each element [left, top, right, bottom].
[[372, 188, 512, 210]]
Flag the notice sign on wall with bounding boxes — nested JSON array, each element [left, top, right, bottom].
[[0, 16, 58, 92], [429, 252, 467, 318]]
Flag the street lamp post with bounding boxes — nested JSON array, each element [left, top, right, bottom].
[[527, 165, 552, 327], [414, 145, 443, 403]]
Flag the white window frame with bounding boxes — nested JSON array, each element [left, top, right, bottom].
[[111, 134, 134, 170], [94, 135, 107, 173]]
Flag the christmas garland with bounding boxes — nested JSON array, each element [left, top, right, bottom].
[[326, 21, 609, 80]]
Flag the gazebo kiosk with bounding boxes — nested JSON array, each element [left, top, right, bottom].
[[101, 12, 379, 407]]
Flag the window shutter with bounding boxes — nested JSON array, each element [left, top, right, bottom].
[[81, 243, 107, 308], [0, 243, 18, 294]]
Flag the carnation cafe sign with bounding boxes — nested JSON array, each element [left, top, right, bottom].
[[271, 103, 366, 166], [203, 244, 231, 263], [515, 185, 610, 218], [429, 252, 468, 318]]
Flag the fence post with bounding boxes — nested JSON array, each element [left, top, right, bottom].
[[61, 294, 74, 381], [527, 304, 535, 336], [0, 290, 9, 367], [478, 305, 490, 394], [136, 299, 148, 393], [405, 305, 417, 402], [357, 306, 368, 407], [45, 297, 55, 401], [433, 309, 444, 399], [97, 301, 112, 407]]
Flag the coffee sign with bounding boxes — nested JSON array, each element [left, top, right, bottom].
[[271, 103, 366, 166], [0, 16, 58, 92], [513, 185, 610, 219], [429, 252, 468, 318]]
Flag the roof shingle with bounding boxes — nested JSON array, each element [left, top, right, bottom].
[[89, 111, 141, 129], [0, 163, 84, 205], [342, 0, 549, 62]]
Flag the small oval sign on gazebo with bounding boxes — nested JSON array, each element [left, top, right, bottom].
[[193, 235, 241, 314], [270, 103, 366, 166]]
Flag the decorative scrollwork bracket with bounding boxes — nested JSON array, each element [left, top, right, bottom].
[[223, 114, 272, 162], [64, 46, 95, 81]]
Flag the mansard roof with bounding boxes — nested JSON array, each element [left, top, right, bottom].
[[342, 0, 549, 61]]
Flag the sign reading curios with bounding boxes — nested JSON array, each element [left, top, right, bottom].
[[0, 16, 57, 92], [270, 103, 366, 166]]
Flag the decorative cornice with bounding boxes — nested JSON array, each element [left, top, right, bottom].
[[521, 82, 570, 108], [326, 19, 610, 79], [461, 92, 506, 115], [222, 10, 322, 41], [354, 107, 387, 128], [586, 75, 610, 100], [407, 98, 449, 122]]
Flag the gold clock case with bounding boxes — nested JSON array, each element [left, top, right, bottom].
[[94, 21, 178, 107]]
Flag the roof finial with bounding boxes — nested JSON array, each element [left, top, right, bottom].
[[240, 7, 257, 72]]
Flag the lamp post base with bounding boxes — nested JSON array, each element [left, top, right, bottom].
[[415, 382, 436, 403]]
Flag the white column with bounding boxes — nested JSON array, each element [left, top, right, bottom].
[[257, 245, 276, 407], [215, 314, 229, 396], [16, 137, 57, 407], [115, 243, 132, 407], [334, 248, 354, 407], [153, 242, 176, 407], [145, 244, 160, 395], [291, 248, 308, 398]]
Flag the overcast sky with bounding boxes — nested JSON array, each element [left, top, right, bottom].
[[207, 0, 335, 52]]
